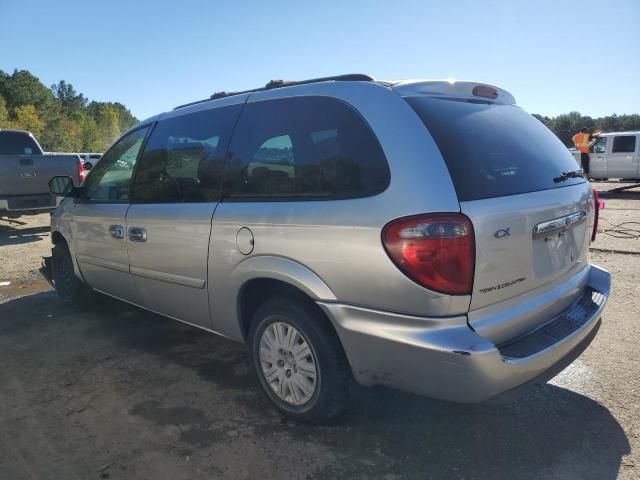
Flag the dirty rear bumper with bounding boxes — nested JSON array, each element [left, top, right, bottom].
[[318, 264, 611, 403]]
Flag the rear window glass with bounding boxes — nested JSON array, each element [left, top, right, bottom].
[[0, 131, 41, 155], [406, 97, 585, 202]]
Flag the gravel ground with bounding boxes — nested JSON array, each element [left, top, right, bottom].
[[593, 180, 640, 254], [0, 187, 638, 480]]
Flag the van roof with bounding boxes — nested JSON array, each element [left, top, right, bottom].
[[173, 74, 379, 110], [171, 74, 515, 111]]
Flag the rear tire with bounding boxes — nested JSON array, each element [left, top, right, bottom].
[[248, 296, 353, 424], [52, 242, 89, 306]]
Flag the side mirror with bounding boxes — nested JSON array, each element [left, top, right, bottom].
[[49, 176, 74, 195], [84, 162, 93, 170]]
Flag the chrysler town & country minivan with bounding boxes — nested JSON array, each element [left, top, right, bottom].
[[45, 74, 611, 423]]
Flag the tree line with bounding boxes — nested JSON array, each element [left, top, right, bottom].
[[532, 112, 640, 147], [1, 69, 639, 153], [0, 69, 138, 153]]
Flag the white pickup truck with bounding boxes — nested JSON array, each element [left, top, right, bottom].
[[0, 129, 84, 217], [587, 131, 640, 180]]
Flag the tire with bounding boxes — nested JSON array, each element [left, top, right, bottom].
[[52, 242, 89, 306], [248, 296, 353, 424]]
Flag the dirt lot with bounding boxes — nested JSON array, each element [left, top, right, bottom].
[[1, 183, 639, 480]]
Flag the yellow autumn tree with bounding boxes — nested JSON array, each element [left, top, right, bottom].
[[13, 104, 45, 138], [95, 104, 120, 150]]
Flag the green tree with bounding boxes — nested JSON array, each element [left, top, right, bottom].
[[78, 113, 101, 151], [44, 115, 84, 152], [0, 94, 11, 128], [51, 80, 87, 116], [0, 70, 57, 120], [0, 69, 139, 152], [112, 102, 138, 132]]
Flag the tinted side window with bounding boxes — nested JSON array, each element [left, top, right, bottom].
[[612, 136, 636, 153], [84, 127, 149, 202], [222, 97, 389, 200], [131, 105, 241, 203]]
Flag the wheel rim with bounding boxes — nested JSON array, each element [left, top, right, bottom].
[[259, 321, 318, 406]]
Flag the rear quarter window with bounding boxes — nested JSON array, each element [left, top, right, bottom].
[[612, 136, 636, 153], [406, 97, 585, 201]]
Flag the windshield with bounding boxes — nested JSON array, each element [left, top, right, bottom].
[[406, 97, 585, 202], [0, 131, 42, 156]]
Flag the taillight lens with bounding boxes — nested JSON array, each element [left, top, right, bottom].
[[77, 159, 86, 183], [591, 187, 600, 242], [382, 213, 475, 295]]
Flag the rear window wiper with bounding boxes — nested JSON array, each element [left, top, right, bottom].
[[553, 169, 584, 183]]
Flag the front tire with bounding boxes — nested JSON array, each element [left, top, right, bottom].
[[52, 242, 89, 306], [248, 296, 353, 424]]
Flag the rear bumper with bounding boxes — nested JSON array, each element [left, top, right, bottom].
[[319, 264, 611, 403], [0, 194, 57, 213]]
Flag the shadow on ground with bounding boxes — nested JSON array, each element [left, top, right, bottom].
[[596, 184, 640, 200], [0, 292, 630, 479], [0, 224, 50, 246]]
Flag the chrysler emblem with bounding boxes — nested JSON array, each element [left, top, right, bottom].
[[20, 172, 36, 178]]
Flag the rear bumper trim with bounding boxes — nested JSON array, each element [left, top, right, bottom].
[[497, 286, 605, 358]]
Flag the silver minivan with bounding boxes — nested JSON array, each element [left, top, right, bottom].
[[45, 75, 611, 423]]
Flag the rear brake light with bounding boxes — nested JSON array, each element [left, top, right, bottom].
[[472, 85, 498, 99], [592, 187, 600, 242], [77, 159, 86, 183], [382, 213, 475, 295]]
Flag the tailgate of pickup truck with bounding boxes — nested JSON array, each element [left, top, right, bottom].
[[0, 155, 79, 195]]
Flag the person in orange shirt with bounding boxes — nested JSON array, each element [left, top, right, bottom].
[[572, 127, 601, 174]]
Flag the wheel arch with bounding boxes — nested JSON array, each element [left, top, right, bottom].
[[228, 255, 337, 342], [50, 228, 84, 280], [51, 230, 66, 245]]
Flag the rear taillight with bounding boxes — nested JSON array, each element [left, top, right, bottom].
[[77, 159, 86, 183], [382, 213, 475, 295], [591, 187, 600, 242]]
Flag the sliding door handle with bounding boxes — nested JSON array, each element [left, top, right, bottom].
[[128, 227, 147, 242], [109, 224, 125, 239]]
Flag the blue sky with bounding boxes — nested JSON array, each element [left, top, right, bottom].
[[1, 0, 638, 120]]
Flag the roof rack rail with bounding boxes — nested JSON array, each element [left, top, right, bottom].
[[173, 73, 375, 110]]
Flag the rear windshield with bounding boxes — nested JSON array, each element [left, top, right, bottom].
[[0, 131, 41, 156], [406, 97, 585, 202]]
